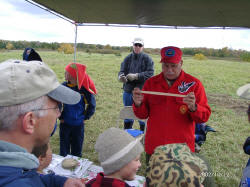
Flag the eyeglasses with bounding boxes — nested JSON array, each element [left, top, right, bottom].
[[134, 43, 143, 47], [32, 104, 63, 113]]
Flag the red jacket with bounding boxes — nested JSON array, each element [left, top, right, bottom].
[[133, 71, 211, 154], [86, 173, 131, 187]]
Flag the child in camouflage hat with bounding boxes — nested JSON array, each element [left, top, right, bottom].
[[146, 143, 208, 187]]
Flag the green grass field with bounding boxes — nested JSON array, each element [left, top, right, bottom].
[[1, 50, 250, 187]]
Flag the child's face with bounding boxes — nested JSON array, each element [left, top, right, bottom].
[[119, 155, 141, 181], [65, 71, 77, 85], [38, 144, 52, 171]]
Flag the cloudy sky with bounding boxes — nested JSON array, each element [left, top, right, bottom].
[[1, 0, 250, 51]]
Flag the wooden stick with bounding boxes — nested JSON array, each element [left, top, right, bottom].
[[141, 90, 186, 98]]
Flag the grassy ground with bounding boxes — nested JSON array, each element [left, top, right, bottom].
[[1, 50, 250, 186]]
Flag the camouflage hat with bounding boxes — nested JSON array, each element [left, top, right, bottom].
[[146, 143, 208, 187]]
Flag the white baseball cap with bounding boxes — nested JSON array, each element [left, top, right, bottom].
[[132, 38, 144, 45]]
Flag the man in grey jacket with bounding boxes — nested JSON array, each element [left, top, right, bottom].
[[118, 38, 154, 131]]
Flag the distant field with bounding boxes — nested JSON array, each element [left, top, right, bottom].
[[1, 50, 250, 187]]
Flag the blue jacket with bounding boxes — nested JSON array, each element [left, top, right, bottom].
[[0, 140, 67, 187], [59, 82, 96, 125]]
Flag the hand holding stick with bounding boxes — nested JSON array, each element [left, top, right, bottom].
[[132, 88, 144, 107]]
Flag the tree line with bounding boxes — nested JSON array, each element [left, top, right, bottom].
[[1, 39, 250, 62]]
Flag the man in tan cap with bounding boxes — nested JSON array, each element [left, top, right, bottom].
[[132, 46, 211, 163], [0, 59, 85, 187]]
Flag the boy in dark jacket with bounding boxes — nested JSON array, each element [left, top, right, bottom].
[[59, 63, 97, 157]]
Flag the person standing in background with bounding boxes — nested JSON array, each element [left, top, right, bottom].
[[59, 63, 97, 157], [118, 38, 154, 132]]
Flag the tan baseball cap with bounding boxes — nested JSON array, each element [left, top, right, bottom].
[[237, 84, 250, 100], [0, 59, 81, 106]]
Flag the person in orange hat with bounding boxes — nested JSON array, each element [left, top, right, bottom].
[[59, 63, 97, 157], [132, 46, 211, 163]]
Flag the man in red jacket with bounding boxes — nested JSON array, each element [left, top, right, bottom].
[[132, 46, 211, 163]]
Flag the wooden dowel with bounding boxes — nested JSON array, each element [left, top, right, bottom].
[[141, 90, 186, 98]]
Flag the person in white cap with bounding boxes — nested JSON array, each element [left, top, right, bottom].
[[118, 38, 154, 132], [0, 59, 85, 187], [237, 84, 250, 187]]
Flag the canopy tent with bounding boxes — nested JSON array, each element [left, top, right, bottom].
[[30, 0, 250, 28], [28, 0, 250, 61]]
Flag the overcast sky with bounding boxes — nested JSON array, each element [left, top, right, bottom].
[[1, 0, 250, 51]]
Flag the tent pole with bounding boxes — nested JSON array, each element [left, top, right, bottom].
[[74, 23, 78, 62]]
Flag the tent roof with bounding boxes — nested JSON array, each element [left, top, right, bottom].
[[31, 0, 250, 28]]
